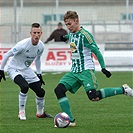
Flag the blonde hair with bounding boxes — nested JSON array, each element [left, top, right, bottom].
[[63, 11, 79, 21]]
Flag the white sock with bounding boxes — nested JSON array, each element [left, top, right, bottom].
[[19, 92, 27, 112], [36, 96, 44, 115]]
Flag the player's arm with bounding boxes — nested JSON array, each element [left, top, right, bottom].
[[34, 55, 41, 74], [34, 55, 45, 85], [0, 43, 23, 82], [84, 33, 105, 68], [89, 44, 111, 78], [0, 50, 14, 82], [84, 34, 111, 78], [89, 44, 105, 68]]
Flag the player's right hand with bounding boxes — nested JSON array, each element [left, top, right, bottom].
[[0, 70, 6, 82]]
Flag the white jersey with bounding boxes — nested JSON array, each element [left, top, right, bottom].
[[8, 37, 44, 70]]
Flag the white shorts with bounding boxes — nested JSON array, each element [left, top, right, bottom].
[[7, 67, 39, 84]]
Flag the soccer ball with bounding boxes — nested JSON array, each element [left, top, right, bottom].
[[54, 112, 70, 128]]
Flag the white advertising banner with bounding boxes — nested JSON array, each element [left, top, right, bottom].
[[32, 42, 103, 72], [0, 42, 132, 72]]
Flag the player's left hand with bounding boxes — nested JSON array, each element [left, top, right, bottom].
[[0, 70, 6, 82], [37, 74, 45, 85], [101, 68, 111, 78], [60, 36, 68, 42]]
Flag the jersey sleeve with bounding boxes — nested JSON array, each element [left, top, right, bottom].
[[37, 42, 44, 56], [34, 56, 42, 74], [84, 33, 106, 69], [1, 50, 14, 70], [39, 44, 44, 56], [11, 42, 23, 55], [34, 43, 44, 74]]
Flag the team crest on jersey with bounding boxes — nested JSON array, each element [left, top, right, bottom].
[[70, 42, 77, 52], [37, 49, 41, 55]]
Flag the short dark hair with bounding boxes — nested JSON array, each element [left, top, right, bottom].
[[31, 23, 41, 28]]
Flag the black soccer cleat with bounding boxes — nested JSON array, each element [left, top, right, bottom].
[[36, 112, 53, 118]]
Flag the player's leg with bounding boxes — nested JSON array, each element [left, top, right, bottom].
[[29, 81, 45, 116], [14, 74, 29, 120], [7, 68, 28, 120], [84, 70, 133, 101], [54, 83, 73, 119], [99, 84, 133, 99], [19, 67, 52, 118], [29, 81, 53, 118], [23, 68, 46, 117], [54, 72, 81, 126], [80, 69, 100, 101], [54, 83, 76, 127], [87, 84, 133, 101]]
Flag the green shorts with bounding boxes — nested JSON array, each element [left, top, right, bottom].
[[59, 69, 98, 94]]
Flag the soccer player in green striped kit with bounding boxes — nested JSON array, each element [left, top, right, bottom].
[[54, 11, 133, 127]]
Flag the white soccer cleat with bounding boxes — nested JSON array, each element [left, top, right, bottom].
[[18, 111, 26, 120], [122, 84, 133, 97], [54, 125, 57, 128], [68, 122, 76, 127]]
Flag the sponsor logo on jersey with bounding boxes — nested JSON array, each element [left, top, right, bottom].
[[26, 56, 35, 59], [70, 42, 76, 52], [13, 48, 17, 52]]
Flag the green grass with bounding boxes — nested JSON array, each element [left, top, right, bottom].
[[0, 71, 133, 133]]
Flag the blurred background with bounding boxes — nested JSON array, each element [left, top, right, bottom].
[[0, 0, 132, 44], [0, 0, 132, 71]]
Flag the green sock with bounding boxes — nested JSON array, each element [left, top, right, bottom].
[[100, 87, 123, 98], [58, 97, 74, 121]]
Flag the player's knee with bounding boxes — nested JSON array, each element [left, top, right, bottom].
[[54, 83, 67, 99], [29, 81, 45, 97], [86, 89, 102, 101], [20, 83, 29, 94], [36, 88, 45, 97], [14, 75, 29, 94]]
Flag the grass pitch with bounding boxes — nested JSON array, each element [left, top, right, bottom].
[[0, 71, 132, 133]]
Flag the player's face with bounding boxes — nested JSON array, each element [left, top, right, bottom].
[[64, 18, 80, 33], [30, 27, 42, 45]]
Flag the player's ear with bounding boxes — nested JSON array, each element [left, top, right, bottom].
[[75, 18, 79, 23]]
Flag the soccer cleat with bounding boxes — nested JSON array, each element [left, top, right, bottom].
[[36, 112, 53, 118], [54, 122, 76, 128], [18, 111, 26, 120], [68, 122, 76, 127], [54, 125, 57, 128], [122, 84, 133, 97], [68, 120, 76, 127]]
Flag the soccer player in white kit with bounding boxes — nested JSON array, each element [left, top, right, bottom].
[[0, 23, 53, 120]]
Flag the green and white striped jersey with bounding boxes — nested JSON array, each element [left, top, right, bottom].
[[66, 27, 105, 73]]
